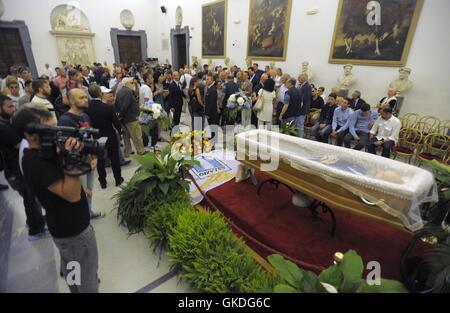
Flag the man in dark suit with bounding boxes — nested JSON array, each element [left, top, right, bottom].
[[349, 90, 367, 111], [223, 74, 239, 117], [297, 73, 312, 138], [86, 84, 124, 189], [168, 71, 185, 127], [253, 63, 265, 82], [204, 74, 219, 139]]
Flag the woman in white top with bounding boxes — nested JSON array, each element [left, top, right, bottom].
[[257, 78, 276, 129], [274, 68, 283, 89]]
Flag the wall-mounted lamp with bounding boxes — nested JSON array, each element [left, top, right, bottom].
[[160, 6, 167, 14]]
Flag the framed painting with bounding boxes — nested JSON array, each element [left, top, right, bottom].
[[247, 0, 292, 61], [329, 0, 424, 67], [202, 0, 227, 59]]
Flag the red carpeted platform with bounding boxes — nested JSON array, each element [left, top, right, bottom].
[[206, 171, 428, 280]]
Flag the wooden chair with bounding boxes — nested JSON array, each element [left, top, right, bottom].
[[417, 116, 440, 134], [400, 113, 421, 129], [392, 128, 422, 164], [437, 119, 450, 136], [416, 133, 449, 167]]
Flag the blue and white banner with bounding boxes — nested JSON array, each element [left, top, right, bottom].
[[189, 150, 239, 205]]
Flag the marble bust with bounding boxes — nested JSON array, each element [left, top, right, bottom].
[[301, 61, 314, 82], [338, 64, 357, 90], [389, 67, 413, 95]]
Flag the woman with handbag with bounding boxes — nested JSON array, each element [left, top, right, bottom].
[[255, 78, 276, 129]]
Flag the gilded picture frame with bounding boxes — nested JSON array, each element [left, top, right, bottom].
[[329, 0, 424, 67], [202, 0, 227, 59], [246, 0, 292, 61]]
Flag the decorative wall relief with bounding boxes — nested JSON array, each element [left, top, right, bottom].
[[50, 4, 95, 66], [120, 9, 135, 30]]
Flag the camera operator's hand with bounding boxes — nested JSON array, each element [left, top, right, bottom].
[[64, 137, 83, 153], [83, 155, 98, 171]]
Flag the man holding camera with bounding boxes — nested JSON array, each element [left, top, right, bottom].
[[0, 95, 46, 240], [58, 88, 103, 219], [13, 107, 99, 293]]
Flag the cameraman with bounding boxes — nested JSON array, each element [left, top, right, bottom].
[[0, 95, 46, 240], [12, 107, 99, 293], [58, 88, 103, 219]]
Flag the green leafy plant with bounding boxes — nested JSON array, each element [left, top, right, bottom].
[[146, 189, 192, 252], [268, 250, 408, 293], [114, 145, 199, 234], [279, 120, 299, 137], [167, 209, 275, 293]]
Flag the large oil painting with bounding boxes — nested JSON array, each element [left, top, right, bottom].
[[329, 0, 424, 66], [202, 0, 227, 58], [247, 0, 292, 61]]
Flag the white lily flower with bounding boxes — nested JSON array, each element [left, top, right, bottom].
[[237, 97, 245, 106]]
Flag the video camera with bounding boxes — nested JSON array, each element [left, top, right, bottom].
[[25, 123, 108, 176]]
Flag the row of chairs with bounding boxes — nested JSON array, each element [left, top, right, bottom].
[[399, 113, 449, 136], [393, 128, 449, 166]]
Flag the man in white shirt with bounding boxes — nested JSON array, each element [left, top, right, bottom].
[[44, 64, 56, 81], [18, 67, 32, 97], [139, 73, 154, 106], [368, 107, 401, 158]]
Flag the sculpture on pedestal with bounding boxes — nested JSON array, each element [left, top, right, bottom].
[[301, 61, 314, 82], [50, 5, 95, 66], [337, 64, 357, 90], [389, 67, 413, 95]]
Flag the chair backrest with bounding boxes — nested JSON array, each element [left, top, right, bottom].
[[437, 120, 450, 136], [400, 113, 421, 129], [417, 116, 440, 133], [422, 133, 449, 158], [404, 128, 423, 147]]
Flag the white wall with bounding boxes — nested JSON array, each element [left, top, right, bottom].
[[156, 0, 450, 119], [2, 0, 449, 119], [1, 0, 159, 73]]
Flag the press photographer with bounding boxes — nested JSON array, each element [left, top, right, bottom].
[[12, 107, 99, 293]]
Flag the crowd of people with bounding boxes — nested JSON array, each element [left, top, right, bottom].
[[0, 59, 403, 293]]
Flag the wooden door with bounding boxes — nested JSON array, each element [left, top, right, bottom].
[[0, 27, 28, 77], [117, 35, 142, 65]]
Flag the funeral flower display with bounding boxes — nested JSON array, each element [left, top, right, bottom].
[[171, 130, 212, 157], [139, 100, 169, 135], [224, 92, 252, 123]]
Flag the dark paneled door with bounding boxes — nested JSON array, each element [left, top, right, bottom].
[[0, 27, 29, 77], [117, 35, 142, 65], [174, 34, 187, 70]]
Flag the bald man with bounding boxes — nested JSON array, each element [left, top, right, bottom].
[[58, 88, 104, 220]]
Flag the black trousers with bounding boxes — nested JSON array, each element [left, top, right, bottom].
[[6, 171, 45, 235], [207, 114, 220, 140], [172, 105, 183, 127], [97, 136, 121, 184]]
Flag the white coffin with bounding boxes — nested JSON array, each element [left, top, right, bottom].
[[236, 129, 438, 231]]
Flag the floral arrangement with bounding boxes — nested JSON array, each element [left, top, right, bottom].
[[224, 92, 252, 122], [139, 100, 170, 134], [171, 130, 212, 157]]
